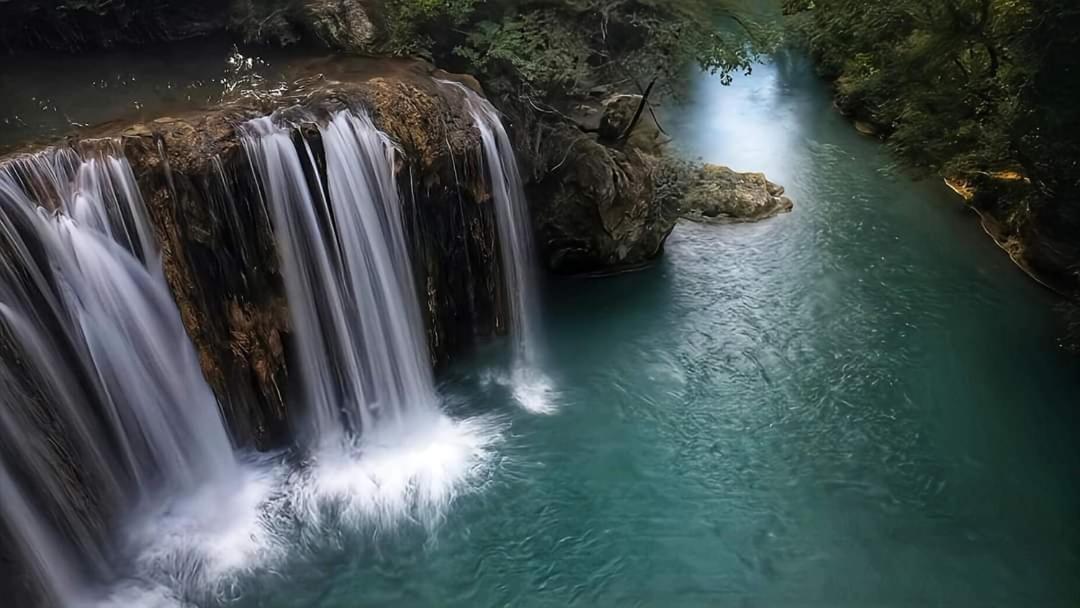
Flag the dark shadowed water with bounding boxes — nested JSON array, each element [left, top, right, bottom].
[[217, 51, 1080, 607], [0, 37, 298, 151]]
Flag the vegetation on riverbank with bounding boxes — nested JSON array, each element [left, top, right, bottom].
[[381, 0, 778, 102], [783, 0, 1080, 345]]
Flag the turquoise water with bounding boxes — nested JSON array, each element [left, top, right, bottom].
[[221, 51, 1080, 607]]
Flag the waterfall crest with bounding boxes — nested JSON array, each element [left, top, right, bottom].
[[0, 146, 239, 604], [454, 85, 541, 362]]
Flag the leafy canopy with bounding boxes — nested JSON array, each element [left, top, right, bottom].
[[383, 0, 779, 97]]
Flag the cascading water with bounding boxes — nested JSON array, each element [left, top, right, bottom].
[[440, 81, 554, 413], [0, 147, 259, 606], [241, 109, 498, 528], [242, 112, 436, 442]]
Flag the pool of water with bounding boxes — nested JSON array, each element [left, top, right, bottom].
[[202, 50, 1080, 607]]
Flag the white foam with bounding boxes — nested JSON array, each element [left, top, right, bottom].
[[511, 366, 558, 415], [292, 412, 504, 532], [94, 414, 504, 605], [121, 460, 287, 602], [90, 581, 184, 608], [482, 365, 558, 415]]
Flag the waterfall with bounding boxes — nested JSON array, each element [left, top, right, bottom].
[[439, 81, 553, 413], [0, 146, 239, 604], [0, 93, 527, 604], [241, 109, 498, 527], [456, 86, 541, 362], [241, 111, 437, 444]]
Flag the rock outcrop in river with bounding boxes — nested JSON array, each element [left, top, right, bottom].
[[521, 93, 792, 273], [681, 164, 794, 225], [529, 123, 681, 274], [523, 94, 683, 274]]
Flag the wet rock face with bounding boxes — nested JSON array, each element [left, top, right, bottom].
[[530, 125, 680, 274], [681, 164, 794, 224]]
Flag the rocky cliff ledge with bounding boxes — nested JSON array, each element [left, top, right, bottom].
[[0, 55, 723, 447], [142, 59, 510, 448], [516, 93, 792, 274]]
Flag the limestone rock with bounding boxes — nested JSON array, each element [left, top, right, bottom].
[[597, 94, 667, 154], [682, 164, 793, 224]]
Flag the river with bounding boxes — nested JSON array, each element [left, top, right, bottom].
[[212, 51, 1080, 607]]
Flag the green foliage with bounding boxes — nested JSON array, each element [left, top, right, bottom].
[[382, 0, 777, 98], [614, 0, 779, 87], [456, 11, 592, 94], [788, 0, 1057, 179], [383, 0, 481, 55]]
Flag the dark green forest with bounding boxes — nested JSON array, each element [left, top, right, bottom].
[[784, 0, 1079, 340]]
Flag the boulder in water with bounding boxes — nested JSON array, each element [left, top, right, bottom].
[[681, 164, 794, 224]]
